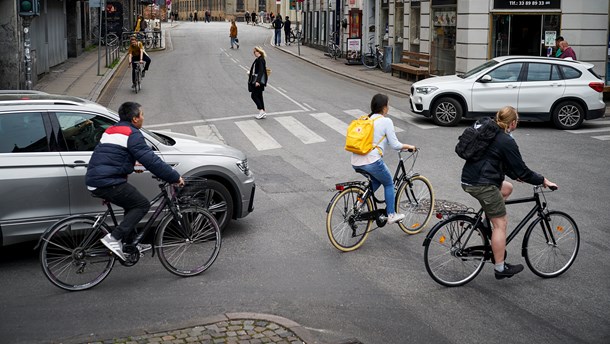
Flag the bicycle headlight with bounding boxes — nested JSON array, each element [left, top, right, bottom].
[[236, 159, 250, 176], [415, 86, 438, 95]]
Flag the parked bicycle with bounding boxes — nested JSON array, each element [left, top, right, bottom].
[[326, 149, 435, 252], [361, 37, 384, 69], [91, 31, 119, 47], [37, 177, 221, 291], [289, 28, 303, 44], [326, 31, 341, 59], [423, 186, 579, 287], [121, 28, 152, 51]]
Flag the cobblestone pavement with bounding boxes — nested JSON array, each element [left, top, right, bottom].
[[86, 319, 305, 344]]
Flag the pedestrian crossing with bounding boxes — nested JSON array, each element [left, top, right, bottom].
[[566, 119, 610, 141]]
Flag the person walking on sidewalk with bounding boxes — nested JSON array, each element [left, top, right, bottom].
[[559, 40, 577, 60], [272, 16, 284, 46], [351, 94, 416, 225], [283, 16, 292, 45], [251, 12, 257, 25], [128, 35, 151, 89], [230, 20, 239, 49], [245, 11, 250, 25], [86, 101, 184, 261], [248, 46, 268, 120]]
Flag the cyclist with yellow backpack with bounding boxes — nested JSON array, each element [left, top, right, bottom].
[[347, 94, 416, 224]]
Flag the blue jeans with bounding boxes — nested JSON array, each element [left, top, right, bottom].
[[231, 37, 239, 48], [353, 159, 396, 214], [274, 29, 282, 45], [91, 182, 150, 243]]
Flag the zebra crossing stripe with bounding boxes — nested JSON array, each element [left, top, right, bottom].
[[389, 106, 437, 130], [235, 120, 282, 151], [153, 128, 172, 132], [194, 124, 225, 144], [591, 135, 610, 140], [310, 112, 348, 136], [275, 116, 325, 144], [567, 127, 610, 134], [343, 109, 404, 133]]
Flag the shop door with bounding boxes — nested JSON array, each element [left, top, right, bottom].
[[492, 14, 560, 58]]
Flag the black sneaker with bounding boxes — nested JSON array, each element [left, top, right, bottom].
[[495, 263, 524, 280], [141, 70, 146, 78]]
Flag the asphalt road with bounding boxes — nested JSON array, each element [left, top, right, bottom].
[[1, 22, 609, 344]]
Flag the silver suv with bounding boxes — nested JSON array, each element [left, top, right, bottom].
[[0, 92, 255, 247], [410, 56, 606, 129]]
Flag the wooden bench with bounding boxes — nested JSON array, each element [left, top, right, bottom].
[[391, 51, 430, 81]]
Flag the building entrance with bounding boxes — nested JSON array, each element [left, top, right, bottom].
[[492, 14, 561, 58]]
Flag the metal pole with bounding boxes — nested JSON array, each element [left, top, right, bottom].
[[22, 17, 33, 90], [297, 2, 300, 56], [97, 6, 102, 75]]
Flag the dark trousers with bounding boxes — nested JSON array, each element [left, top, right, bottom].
[[251, 88, 265, 110], [131, 53, 151, 84], [91, 183, 150, 243]]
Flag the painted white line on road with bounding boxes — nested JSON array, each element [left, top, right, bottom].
[[145, 109, 307, 128], [567, 127, 610, 134], [591, 135, 610, 141], [303, 103, 316, 111], [231, 58, 238, 63], [235, 120, 282, 151], [194, 124, 226, 144], [152, 128, 172, 132], [343, 109, 404, 133], [389, 106, 437, 130], [311, 112, 348, 136], [276, 87, 287, 93], [275, 116, 326, 144]]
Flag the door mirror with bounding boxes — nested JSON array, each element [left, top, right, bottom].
[[479, 75, 492, 83]]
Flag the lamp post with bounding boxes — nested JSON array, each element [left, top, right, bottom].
[[18, 0, 40, 89]]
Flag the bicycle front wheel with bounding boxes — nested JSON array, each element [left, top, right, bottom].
[[361, 52, 377, 69], [326, 187, 373, 252], [156, 207, 221, 277], [396, 175, 435, 234], [40, 217, 115, 291], [424, 216, 487, 287], [524, 211, 579, 278]]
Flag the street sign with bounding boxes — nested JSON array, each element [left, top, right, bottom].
[[89, 0, 104, 8]]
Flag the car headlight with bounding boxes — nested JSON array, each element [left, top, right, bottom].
[[236, 159, 250, 176], [415, 86, 438, 95]]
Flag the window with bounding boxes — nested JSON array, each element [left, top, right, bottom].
[[236, 0, 244, 12], [559, 65, 582, 80], [56, 112, 114, 152], [489, 63, 523, 82], [0, 113, 49, 153], [526, 63, 552, 81]]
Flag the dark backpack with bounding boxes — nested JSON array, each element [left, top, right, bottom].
[[455, 117, 500, 161]]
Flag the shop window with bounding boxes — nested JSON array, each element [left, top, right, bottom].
[[431, 0, 456, 75], [410, 2, 420, 52]]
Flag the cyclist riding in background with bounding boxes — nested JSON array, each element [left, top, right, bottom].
[[128, 35, 151, 89], [460, 106, 557, 280], [86, 102, 184, 261], [351, 93, 417, 225]]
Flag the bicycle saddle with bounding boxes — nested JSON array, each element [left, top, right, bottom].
[[354, 168, 374, 181]]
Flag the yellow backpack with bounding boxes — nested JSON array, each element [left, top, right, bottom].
[[345, 115, 386, 156]]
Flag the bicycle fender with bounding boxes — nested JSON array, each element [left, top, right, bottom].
[[34, 215, 99, 250], [326, 191, 342, 213]]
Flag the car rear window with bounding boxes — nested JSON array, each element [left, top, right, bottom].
[[559, 65, 582, 80]]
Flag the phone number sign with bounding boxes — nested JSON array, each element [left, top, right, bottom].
[[494, 0, 560, 9]]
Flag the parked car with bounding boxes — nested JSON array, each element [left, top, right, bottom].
[[410, 56, 606, 129], [0, 92, 255, 247]]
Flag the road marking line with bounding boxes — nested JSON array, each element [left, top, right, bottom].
[[152, 128, 172, 132], [303, 103, 316, 111], [145, 109, 306, 128], [591, 135, 610, 140], [567, 127, 610, 134], [235, 120, 282, 151], [389, 106, 437, 129], [275, 116, 325, 144], [311, 112, 348, 136], [343, 109, 404, 133]]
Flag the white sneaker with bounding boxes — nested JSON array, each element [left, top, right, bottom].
[[387, 213, 406, 224], [101, 233, 126, 261], [255, 112, 267, 119]]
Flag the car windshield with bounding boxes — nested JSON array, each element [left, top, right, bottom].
[[459, 60, 499, 78]]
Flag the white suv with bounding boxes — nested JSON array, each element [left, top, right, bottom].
[[409, 56, 605, 129]]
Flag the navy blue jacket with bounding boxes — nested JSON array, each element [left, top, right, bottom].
[[86, 121, 180, 188], [461, 128, 544, 188]]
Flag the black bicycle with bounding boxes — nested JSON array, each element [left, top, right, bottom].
[[38, 177, 221, 291], [326, 150, 435, 252], [133, 61, 143, 93], [361, 37, 383, 69], [289, 28, 303, 44], [423, 186, 579, 287], [326, 31, 341, 59]]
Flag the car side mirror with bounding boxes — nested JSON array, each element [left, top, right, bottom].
[[479, 75, 492, 83]]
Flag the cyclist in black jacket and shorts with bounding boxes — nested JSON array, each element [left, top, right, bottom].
[[461, 106, 557, 280]]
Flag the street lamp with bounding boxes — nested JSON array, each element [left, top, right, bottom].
[[17, 0, 40, 89]]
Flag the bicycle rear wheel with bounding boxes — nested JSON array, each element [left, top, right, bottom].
[[326, 186, 373, 252], [156, 207, 221, 277], [40, 217, 115, 291], [396, 175, 435, 234], [524, 211, 579, 278], [423, 216, 487, 287], [362, 52, 377, 69]]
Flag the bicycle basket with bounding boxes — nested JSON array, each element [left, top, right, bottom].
[[176, 177, 209, 206]]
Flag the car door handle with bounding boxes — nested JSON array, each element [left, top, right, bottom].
[[504, 84, 517, 89], [67, 160, 88, 168]]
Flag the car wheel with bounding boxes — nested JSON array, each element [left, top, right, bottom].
[[181, 179, 234, 232], [552, 101, 584, 130], [432, 97, 463, 126]]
